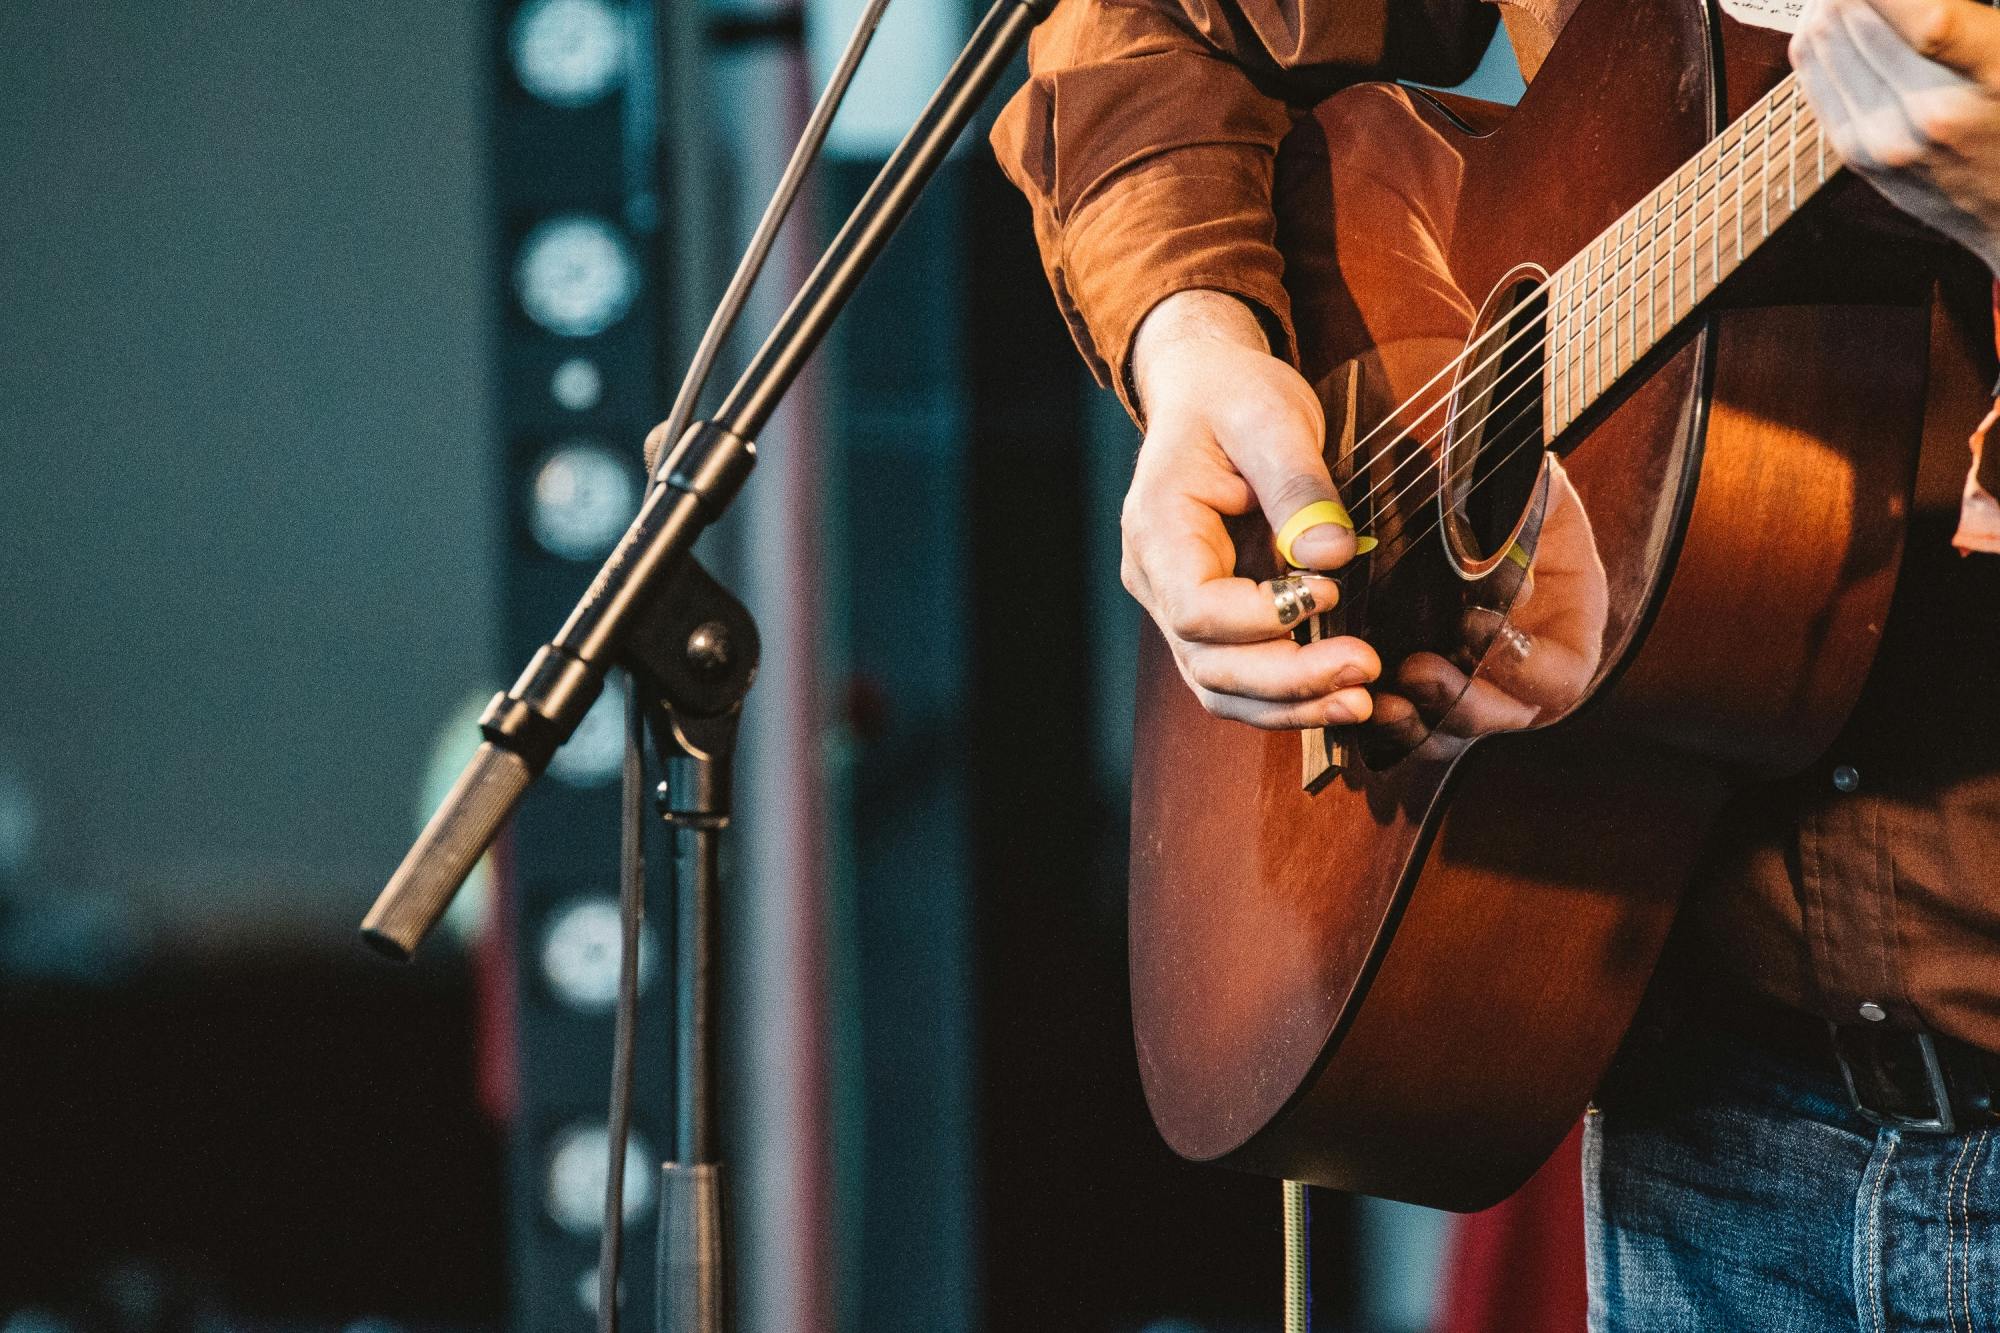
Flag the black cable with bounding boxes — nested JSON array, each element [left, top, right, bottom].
[[598, 683, 649, 1333]]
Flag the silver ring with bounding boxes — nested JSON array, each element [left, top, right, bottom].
[[1494, 621, 1534, 661], [1271, 574, 1317, 628]]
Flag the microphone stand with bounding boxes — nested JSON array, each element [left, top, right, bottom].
[[360, 0, 1052, 1326], [625, 558, 755, 1333], [360, 0, 1048, 959]]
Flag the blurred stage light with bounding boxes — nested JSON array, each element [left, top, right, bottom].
[[545, 1121, 655, 1235], [544, 663, 630, 790], [540, 894, 658, 1011], [574, 1265, 626, 1314], [515, 215, 639, 338], [509, 0, 628, 107], [550, 356, 604, 411], [0, 1311, 76, 1333], [529, 439, 639, 562]]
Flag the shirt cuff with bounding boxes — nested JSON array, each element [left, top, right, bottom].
[[1055, 143, 1298, 424]]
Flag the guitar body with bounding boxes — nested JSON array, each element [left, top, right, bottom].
[[1128, 0, 1935, 1210]]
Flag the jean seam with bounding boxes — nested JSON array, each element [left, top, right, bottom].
[[1949, 1131, 1977, 1333], [1870, 1134, 1900, 1333], [1962, 1130, 1991, 1333]]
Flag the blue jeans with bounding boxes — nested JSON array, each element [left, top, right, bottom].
[[1584, 1022, 2000, 1331]]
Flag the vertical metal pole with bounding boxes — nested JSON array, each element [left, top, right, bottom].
[[674, 762, 725, 1166], [658, 739, 732, 1333]]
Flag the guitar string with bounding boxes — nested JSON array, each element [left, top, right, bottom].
[[1404, 79, 1808, 508], [1323, 115, 1830, 716], [1328, 79, 1808, 533], [1328, 74, 1803, 508], [1349, 107, 1826, 581], [1336, 104, 1813, 565], [1359, 126, 1830, 585], [1361, 112, 1825, 574], [1275, 82, 1789, 526]]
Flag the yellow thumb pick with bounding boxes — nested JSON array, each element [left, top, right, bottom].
[[1276, 500, 1374, 567]]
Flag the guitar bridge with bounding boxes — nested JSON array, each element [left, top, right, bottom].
[[1301, 356, 1362, 793], [1299, 609, 1348, 792]]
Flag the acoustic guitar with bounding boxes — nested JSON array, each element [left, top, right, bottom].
[[1129, 0, 1951, 1209]]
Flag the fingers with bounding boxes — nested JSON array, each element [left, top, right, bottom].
[[1436, 676, 1541, 737], [1395, 652, 1540, 736], [1181, 633, 1381, 703], [1844, 0, 1969, 92], [1836, 3, 1936, 160], [1123, 473, 1381, 729], [1857, 0, 2000, 84], [1195, 683, 1376, 731], [1797, 3, 1920, 170], [1123, 484, 1344, 643], [1135, 533, 1343, 647], [1141, 565, 1344, 645], [1175, 572, 1342, 643]]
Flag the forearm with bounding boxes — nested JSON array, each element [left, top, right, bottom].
[[1132, 289, 1272, 419]]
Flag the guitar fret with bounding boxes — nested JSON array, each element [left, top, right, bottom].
[[1594, 235, 1607, 401], [1552, 268, 1568, 434], [1542, 75, 1831, 445], [1553, 268, 1568, 436], [1625, 211, 1639, 369], [1667, 173, 1681, 324], [1689, 156, 1701, 308], [1709, 146, 1722, 288], [1792, 94, 1808, 209], [1761, 104, 1772, 237], [1564, 267, 1577, 432], [1603, 225, 1614, 394], [1652, 200, 1666, 336], [1625, 212, 1638, 369], [1582, 238, 1596, 406], [1733, 128, 1746, 261], [1546, 268, 1558, 435], [1611, 217, 1624, 380]]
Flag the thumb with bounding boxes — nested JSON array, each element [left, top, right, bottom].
[[1224, 406, 1373, 572]]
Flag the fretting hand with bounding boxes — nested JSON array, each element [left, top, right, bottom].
[[1123, 289, 1381, 730], [1793, 0, 2000, 275]]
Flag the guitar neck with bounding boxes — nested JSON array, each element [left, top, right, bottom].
[[1544, 74, 1829, 439]]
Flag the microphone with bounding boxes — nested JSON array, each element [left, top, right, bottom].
[[359, 0, 1052, 963], [361, 742, 531, 960]]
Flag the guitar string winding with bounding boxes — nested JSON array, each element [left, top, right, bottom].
[[1318, 77, 1799, 518], [1337, 89, 1823, 585], [1364, 115, 1824, 579], [1361, 132, 1827, 585], [1328, 78, 1809, 544]]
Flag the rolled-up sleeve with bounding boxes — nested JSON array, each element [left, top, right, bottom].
[[990, 0, 1493, 418]]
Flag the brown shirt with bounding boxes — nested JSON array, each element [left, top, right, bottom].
[[992, 0, 2000, 1052]]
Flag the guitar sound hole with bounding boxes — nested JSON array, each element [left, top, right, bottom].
[[1442, 274, 1548, 579]]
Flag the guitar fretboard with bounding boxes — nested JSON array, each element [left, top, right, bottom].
[[1543, 75, 1827, 439]]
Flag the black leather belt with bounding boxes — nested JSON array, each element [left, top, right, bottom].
[[1694, 977, 2000, 1135]]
